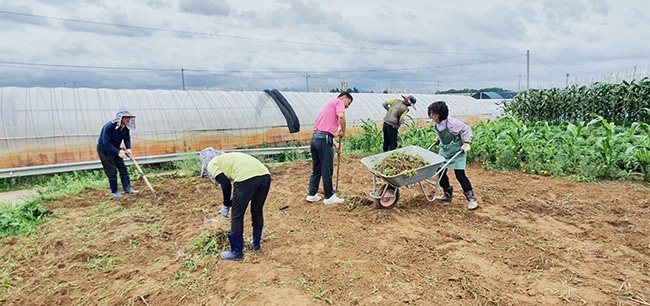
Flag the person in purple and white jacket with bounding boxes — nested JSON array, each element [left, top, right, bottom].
[[428, 101, 479, 210]]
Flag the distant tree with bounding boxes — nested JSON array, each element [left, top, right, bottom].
[[438, 87, 513, 94], [331, 87, 359, 93], [479, 87, 513, 92], [438, 88, 474, 94]]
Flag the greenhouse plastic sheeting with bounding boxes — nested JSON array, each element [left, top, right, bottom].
[[0, 87, 502, 170]]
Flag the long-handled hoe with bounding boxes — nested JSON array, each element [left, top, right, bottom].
[[124, 151, 155, 193], [335, 137, 341, 191]]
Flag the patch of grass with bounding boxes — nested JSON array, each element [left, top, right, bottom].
[[0, 200, 51, 239], [0, 255, 15, 294], [260, 149, 311, 164], [0, 168, 110, 239], [173, 270, 197, 291], [142, 221, 163, 237], [182, 260, 196, 270], [294, 278, 311, 291], [118, 284, 136, 296], [343, 194, 366, 212], [313, 288, 333, 304], [86, 254, 124, 272], [191, 230, 228, 255]]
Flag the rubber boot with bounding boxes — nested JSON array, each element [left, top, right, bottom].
[[464, 190, 479, 210], [109, 178, 122, 198], [221, 232, 244, 260], [121, 175, 139, 194], [438, 186, 453, 202], [251, 227, 263, 252]]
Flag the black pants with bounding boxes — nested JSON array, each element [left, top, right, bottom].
[[383, 122, 398, 152], [230, 174, 271, 236], [439, 169, 473, 193], [308, 131, 334, 198], [97, 149, 128, 180]]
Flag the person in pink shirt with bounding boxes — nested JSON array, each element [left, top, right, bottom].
[[306, 92, 353, 205]]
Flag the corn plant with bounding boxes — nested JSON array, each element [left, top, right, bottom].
[[401, 116, 437, 149], [346, 118, 382, 153], [624, 121, 650, 181]]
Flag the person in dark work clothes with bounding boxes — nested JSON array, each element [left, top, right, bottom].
[[97, 109, 139, 198]]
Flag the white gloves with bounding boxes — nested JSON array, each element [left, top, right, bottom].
[[125, 149, 132, 156], [462, 143, 471, 153], [220, 205, 230, 218], [118, 150, 127, 159]]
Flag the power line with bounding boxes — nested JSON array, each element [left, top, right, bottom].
[[530, 56, 568, 74], [0, 60, 176, 72], [0, 54, 525, 75], [0, 10, 520, 57]]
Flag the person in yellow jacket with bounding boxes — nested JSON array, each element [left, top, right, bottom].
[[200, 148, 271, 260], [382, 95, 416, 152]]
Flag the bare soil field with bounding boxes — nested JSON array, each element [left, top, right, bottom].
[[1, 154, 650, 305]]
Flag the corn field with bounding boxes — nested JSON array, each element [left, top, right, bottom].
[[471, 115, 650, 182], [503, 78, 650, 123], [347, 114, 650, 182]]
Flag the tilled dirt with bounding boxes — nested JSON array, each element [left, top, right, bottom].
[[1, 154, 649, 305]]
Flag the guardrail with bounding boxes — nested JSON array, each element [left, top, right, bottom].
[[0, 146, 309, 179]]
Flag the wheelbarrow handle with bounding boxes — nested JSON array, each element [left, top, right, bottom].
[[436, 150, 464, 174], [426, 139, 440, 151], [427, 142, 436, 151]]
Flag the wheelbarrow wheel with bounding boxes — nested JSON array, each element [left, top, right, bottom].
[[375, 184, 399, 209]]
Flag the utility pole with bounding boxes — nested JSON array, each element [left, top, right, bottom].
[[566, 73, 569, 87], [181, 66, 186, 91], [526, 50, 530, 91]]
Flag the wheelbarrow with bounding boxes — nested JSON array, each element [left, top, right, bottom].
[[360, 145, 462, 209]]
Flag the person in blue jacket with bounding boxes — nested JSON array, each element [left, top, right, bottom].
[[97, 109, 139, 198]]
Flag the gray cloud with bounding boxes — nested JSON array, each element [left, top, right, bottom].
[[0, 0, 648, 92], [178, 0, 229, 16]]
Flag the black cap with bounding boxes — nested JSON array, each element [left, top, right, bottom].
[[402, 95, 417, 110]]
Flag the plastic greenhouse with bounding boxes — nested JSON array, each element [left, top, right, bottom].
[[0, 87, 502, 177]]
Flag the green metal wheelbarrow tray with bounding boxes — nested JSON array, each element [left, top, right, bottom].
[[360, 145, 462, 209]]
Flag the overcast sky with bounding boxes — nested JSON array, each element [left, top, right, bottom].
[[0, 0, 648, 93]]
